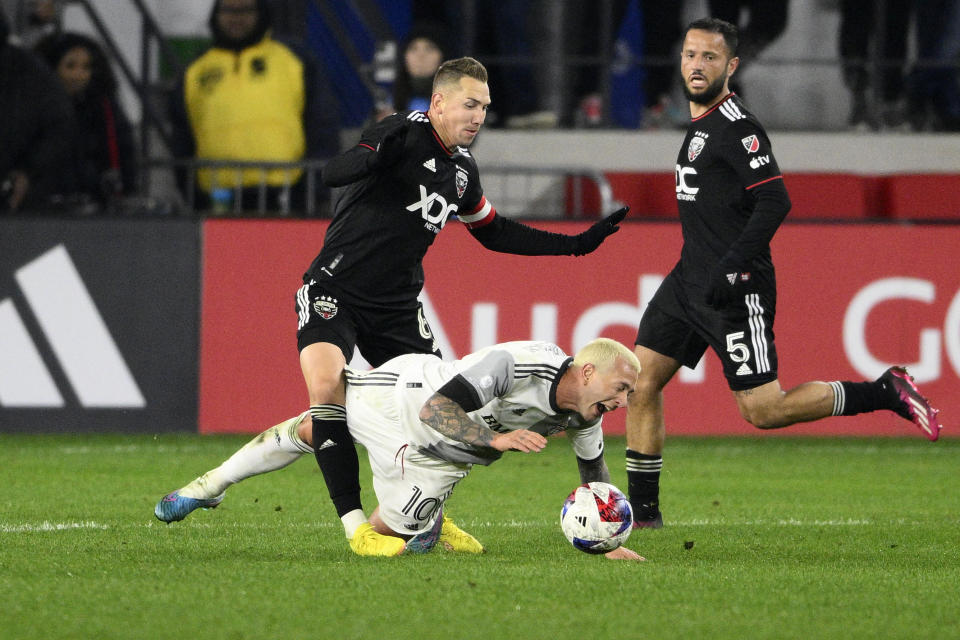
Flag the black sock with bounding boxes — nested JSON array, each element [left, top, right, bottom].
[[310, 404, 361, 517], [625, 449, 662, 518], [828, 380, 893, 416]]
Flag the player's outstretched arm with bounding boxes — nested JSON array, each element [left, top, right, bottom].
[[467, 206, 629, 256], [573, 206, 628, 255], [419, 392, 547, 453]]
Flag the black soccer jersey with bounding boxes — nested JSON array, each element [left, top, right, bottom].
[[674, 93, 788, 283], [306, 111, 496, 309]]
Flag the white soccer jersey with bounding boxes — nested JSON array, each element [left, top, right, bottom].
[[345, 341, 604, 466]]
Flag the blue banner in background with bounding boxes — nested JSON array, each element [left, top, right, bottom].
[[610, 0, 645, 129]]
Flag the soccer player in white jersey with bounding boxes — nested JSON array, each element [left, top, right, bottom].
[[156, 338, 644, 560]]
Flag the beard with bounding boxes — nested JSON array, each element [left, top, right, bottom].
[[682, 73, 728, 105]]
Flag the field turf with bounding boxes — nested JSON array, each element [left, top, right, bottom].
[[1, 433, 957, 640]]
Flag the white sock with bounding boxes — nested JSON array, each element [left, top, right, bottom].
[[179, 413, 311, 499], [341, 509, 368, 539]]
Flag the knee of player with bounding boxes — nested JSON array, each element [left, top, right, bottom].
[[305, 372, 346, 404], [295, 414, 313, 445], [628, 376, 663, 408], [737, 403, 786, 430]]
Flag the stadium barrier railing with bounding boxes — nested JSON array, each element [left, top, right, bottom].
[[140, 158, 616, 219]]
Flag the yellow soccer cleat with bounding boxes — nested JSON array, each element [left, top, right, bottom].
[[439, 515, 485, 554], [349, 522, 406, 557]]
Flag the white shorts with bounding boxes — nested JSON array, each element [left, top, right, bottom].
[[345, 381, 470, 536]]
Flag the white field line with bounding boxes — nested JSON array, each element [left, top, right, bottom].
[[2, 517, 935, 534], [0, 520, 109, 533], [476, 518, 881, 527]]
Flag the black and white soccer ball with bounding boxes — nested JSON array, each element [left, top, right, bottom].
[[560, 482, 633, 554]]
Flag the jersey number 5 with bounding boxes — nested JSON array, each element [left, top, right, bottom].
[[726, 331, 751, 364]]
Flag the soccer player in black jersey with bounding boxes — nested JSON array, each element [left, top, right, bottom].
[[288, 57, 624, 555], [623, 18, 943, 529]]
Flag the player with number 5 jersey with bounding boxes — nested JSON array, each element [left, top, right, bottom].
[[623, 18, 943, 530]]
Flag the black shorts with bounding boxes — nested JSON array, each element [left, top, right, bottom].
[[295, 280, 440, 367], [635, 266, 778, 391]]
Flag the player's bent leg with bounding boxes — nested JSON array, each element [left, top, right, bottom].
[[154, 413, 312, 523], [733, 379, 835, 429], [735, 371, 942, 441], [301, 342, 367, 533]]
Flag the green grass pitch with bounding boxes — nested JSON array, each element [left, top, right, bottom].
[[1, 433, 957, 640]]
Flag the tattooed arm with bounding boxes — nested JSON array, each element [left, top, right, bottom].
[[418, 392, 547, 453]]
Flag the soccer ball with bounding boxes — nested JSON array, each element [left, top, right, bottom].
[[560, 482, 633, 554]]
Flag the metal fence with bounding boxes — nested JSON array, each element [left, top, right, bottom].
[[138, 158, 614, 219]]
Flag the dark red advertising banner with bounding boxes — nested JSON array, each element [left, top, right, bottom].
[[200, 219, 959, 437]]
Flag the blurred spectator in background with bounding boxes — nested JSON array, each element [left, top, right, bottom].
[[35, 32, 138, 209], [838, 0, 913, 130], [415, 0, 556, 128], [467, 0, 556, 128], [639, 0, 685, 129], [707, 0, 790, 99], [392, 21, 448, 114], [2, 0, 62, 48], [563, 0, 629, 127], [906, 0, 960, 131], [0, 8, 75, 212], [374, 20, 450, 121], [169, 0, 340, 215]]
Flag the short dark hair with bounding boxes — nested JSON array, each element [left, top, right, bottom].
[[433, 56, 488, 91], [686, 18, 739, 57]]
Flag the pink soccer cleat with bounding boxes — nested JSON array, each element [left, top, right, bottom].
[[881, 366, 942, 441]]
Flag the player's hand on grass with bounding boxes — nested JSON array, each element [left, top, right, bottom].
[[605, 546, 645, 561], [573, 206, 629, 255], [490, 429, 547, 453]]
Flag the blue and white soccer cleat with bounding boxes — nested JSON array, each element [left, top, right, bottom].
[[404, 508, 444, 554], [154, 491, 225, 523]]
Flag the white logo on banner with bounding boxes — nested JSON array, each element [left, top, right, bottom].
[[844, 277, 960, 383], [0, 245, 145, 408]]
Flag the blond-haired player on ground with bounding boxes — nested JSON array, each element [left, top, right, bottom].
[[156, 338, 643, 560]]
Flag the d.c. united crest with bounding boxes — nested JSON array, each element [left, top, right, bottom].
[[455, 168, 468, 198], [687, 136, 706, 162], [313, 295, 338, 320]]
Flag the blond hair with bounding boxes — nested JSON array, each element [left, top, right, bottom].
[[433, 56, 488, 92], [573, 338, 640, 374]]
